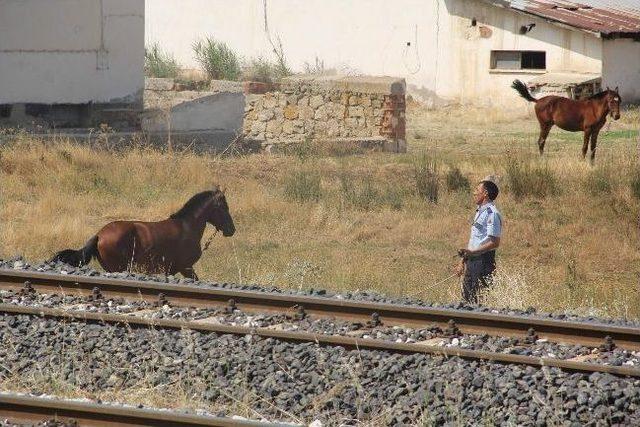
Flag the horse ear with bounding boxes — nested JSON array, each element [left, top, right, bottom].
[[615, 86, 619, 92], [606, 86, 610, 91]]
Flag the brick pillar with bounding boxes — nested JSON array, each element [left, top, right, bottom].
[[380, 94, 406, 152]]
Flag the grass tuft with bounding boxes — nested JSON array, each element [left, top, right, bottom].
[[283, 168, 322, 203], [505, 157, 557, 199], [631, 167, 640, 200], [585, 164, 614, 195], [338, 173, 403, 211], [144, 43, 180, 78], [413, 153, 439, 203], [242, 56, 291, 84], [193, 37, 242, 81], [445, 166, 470, 193]]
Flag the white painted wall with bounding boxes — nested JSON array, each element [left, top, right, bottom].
[[440, 0, 603, 105], [602, 39, 640, 103], [0, 0, 144, 105], [145, 0, 615, 106]]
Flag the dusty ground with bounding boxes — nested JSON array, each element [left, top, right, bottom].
[[1, 103, 639, 319]]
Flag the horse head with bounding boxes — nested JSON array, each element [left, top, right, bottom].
[[606, 86, 621, 120], [207, 186, 236, 237]]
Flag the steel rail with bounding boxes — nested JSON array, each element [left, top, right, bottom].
[[1, 303, 639, 378], [1, 268, 639, 351], [0, 393, 286, 426]]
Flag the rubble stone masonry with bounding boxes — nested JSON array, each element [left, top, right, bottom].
[[242, 75, 406, 152]]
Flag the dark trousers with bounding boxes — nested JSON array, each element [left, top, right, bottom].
[[462, 251, 496, 304]]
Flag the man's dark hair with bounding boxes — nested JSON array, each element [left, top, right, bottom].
[[481, 180, 499, 200]]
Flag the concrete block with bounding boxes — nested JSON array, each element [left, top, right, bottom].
[[145, 78, 175, 91]]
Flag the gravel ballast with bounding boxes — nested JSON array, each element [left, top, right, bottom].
[[2, 257, 640, 425], [2, 256, 639, 328], [1, 309, 640, 425], [1, 288, 639, 369]]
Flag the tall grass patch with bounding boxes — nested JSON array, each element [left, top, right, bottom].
[[413, 153, 439, 203], [144, 43, 180, 78], [505, 158, 557, 199], [584, 163, 615, 195], [193, 38, 241, 81], [283, 168, 322, 203], [242, 57, 291, 84], [338, 172, 403, 211], [445, 166, 470, 193], [631, 167, 640, 200]]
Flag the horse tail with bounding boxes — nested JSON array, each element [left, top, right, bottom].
[[511, 80, 537, 102], [49, 235, 98, 267]]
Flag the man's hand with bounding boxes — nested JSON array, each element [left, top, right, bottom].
[[458, 248, 473, 259]]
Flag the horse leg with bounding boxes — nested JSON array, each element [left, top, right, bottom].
[[582, 128, 592, 159], [180, 267, 199, 281], [537, 123, 552, 155]]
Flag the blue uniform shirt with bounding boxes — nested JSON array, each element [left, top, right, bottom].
[[468, 202, 502, 250]]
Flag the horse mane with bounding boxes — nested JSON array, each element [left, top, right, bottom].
[[588, 90, 611, 100], [170, 191, 215, 219]]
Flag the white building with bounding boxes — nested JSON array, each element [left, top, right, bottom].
[[0, 0, 144, 128], [146, 0, 640, 106]]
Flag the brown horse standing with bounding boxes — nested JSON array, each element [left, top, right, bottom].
[[50, 187, 235, 280], [511, 80, 621, 162]]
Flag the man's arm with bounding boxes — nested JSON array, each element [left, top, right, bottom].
[[459, 236, 500, 258]]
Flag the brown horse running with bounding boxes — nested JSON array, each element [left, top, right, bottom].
[[50, 187, 235, 280], [511, 80, 621, 162]]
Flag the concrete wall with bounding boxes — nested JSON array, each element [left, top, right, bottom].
[[602, 39, 640, 103], [0, 0, 144, 105], [145, 0, 611, 107], [142, 78, 245, 133]]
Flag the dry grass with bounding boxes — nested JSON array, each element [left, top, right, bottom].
[[1, 103, 639, 319]]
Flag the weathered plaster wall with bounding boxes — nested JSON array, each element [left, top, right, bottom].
[[146, 0, 611, 107], [602, 39, 640, 103], [441, 0, 602, 105], [0, 0, 144, 105], [242, 76, 406, 152]]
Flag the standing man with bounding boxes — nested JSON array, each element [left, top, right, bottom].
[[456, 178, 503, 303]]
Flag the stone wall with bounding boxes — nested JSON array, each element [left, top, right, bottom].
[[242, 75, 406, 152]]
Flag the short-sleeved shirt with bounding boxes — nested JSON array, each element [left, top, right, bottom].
[[468, 202, 502, 251]]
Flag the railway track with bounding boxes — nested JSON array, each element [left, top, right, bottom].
[[1, 268, 639, 353], [0, 302, 639, 378], [0, 393, 283, 426]]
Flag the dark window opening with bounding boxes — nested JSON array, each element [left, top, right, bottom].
[[0, 105, 11, 118], [521, 51, 545, 69], [25, 103, 51, 117], [471, 18, 477, 27], [491, 50, 546, 70]]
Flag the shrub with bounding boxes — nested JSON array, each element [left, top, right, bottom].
[[144, 44, 180, 78], [193, 38, 241, 81], [242, 56, 291, 84], [283, 169, 322, 203], [413, 153, 439, 203], [505, 158, 557, 199], [445, 166, 470, 192]]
